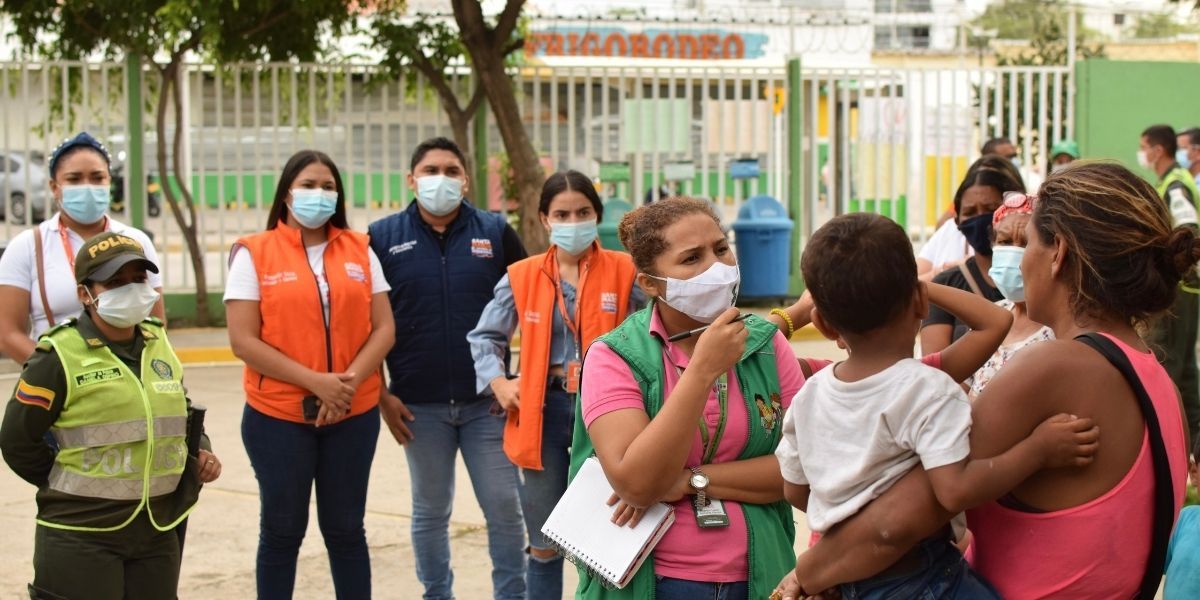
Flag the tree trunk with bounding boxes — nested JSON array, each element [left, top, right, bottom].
[[454, 1, 547, 252], [445, 107, 474, 190], [155, 60, 211, 326]]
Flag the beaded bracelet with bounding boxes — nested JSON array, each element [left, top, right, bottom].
[[769, 308, 796, 340]]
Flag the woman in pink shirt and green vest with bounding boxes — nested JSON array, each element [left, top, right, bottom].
[[778, 162, 1192, 599], [571, 196, 806, 599]]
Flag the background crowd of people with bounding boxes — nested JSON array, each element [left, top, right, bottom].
[[0, 128, 1199, 600]]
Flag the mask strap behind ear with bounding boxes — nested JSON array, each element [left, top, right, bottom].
[[80, 284, 98, 307]]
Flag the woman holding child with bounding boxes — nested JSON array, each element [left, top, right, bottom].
[[778, 162, 1192, 599], [573, 197, 806, 599]]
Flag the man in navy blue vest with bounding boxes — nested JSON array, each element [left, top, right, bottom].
[[369, 137, 529, 600]]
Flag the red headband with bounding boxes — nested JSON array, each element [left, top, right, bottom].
[[994, 191, 1036, 226]]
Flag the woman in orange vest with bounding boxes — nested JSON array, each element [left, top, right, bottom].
[[468, 170, 644, 600], [223, 150, 395, 599]]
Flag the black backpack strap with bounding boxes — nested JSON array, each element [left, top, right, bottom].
[[1075, 332, 1175, 599]]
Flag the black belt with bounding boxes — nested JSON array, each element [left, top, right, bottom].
[[547, 375, 569, 392]]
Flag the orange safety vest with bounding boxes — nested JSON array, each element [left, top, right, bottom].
[[506, 242, 636, 469], [234, 224, 381, 423]]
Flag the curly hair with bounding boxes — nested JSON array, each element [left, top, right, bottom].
[[617, 196, 721, 272]]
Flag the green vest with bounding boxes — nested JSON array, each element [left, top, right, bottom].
[[38, 319, 196, 533], [1158, 165, 1200, 226], [568, 307, 796, 599]]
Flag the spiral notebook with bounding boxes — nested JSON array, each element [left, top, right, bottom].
[[540, 456, 675, 589]]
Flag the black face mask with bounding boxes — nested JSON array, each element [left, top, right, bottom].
[[958, 212, 994, 258]]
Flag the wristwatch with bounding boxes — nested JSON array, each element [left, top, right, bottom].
[[689, 466, 710, 508]]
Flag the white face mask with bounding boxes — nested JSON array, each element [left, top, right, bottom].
[[87, 281, 159, 328], [415, 175, 464, 216], [1137, 150, 1151, 168], [649, 262, 740, 323]]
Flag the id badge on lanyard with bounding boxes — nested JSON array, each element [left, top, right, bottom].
[[555, 262, 587, 395]]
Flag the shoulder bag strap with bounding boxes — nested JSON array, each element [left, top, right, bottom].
[[33, 228, 55, 328], [1075, 332, 1174, 599], [958, 261, 984, 297]]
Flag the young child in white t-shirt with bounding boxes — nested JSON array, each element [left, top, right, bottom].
[[775, 213, 1100, 599]]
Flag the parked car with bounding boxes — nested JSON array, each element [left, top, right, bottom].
[[110, 151, 161, 217], [0, 151, 50, 223]]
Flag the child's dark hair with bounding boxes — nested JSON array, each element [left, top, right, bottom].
[[802, 213, 918, 335], [618, 196, 720, 272]]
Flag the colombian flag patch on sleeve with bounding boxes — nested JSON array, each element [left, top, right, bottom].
[[15, 379, 54, 410]]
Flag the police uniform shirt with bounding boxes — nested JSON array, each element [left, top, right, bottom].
[[1166, 179, 1198, 229], [0, 312, 206, 496]]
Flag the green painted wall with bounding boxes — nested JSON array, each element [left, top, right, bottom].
[[1076, 59, 1200, 182]]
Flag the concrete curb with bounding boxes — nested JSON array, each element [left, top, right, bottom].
[[174, 347, 240, 364]]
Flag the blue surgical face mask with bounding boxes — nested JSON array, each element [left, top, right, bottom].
[[1010, 156, 1023, 170], [416, 175, 464, 216], [289, 189, 338, 229], [60, 184, 109, 225], [988, 245, 1026, 303], [550, 220, 598, 255], [1178, 149, 1192, 170]]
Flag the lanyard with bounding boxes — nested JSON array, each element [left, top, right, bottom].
[[698, 373, 728, 464], [58, 217, 109, 272], [552, 253, 589, 360], [663, 346, 729, 465]]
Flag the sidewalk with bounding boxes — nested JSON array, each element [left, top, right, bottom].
[[0, 325, 836, 599]]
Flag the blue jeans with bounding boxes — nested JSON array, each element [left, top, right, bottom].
[[839, 536, 1001, 600], [519, 389, 575, 600], [242, 404, 379, 600], [655, 577, 749, 600], [405, 398, 526, 600]]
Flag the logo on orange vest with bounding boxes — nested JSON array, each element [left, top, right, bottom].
[[261, 271, 298, 286], [600, 292, 618, 314], [344, 262, 367, 283], [524, 310, 542, 324], [470, 238, 494, 258]]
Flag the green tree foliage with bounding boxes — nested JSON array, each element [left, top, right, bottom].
[[0, 0, 397, 325], [970, 0, 1104, 165], [451, 0, 551, 252], [1133, 13, 1194, 39]]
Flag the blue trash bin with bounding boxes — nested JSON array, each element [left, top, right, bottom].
[[732, 195, 793, 299]]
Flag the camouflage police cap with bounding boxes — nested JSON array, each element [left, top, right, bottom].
[[74, 231, 159, 284]]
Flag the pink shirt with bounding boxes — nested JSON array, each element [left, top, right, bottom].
[[967, 334, 1188, 599], [581, 309, 806, 582]]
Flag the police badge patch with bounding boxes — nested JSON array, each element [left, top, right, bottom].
[[151, 359, 173, 380]]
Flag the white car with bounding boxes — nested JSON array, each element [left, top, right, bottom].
[[0, 151, 50, 223]]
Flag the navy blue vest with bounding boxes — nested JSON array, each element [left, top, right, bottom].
[[369, 202, 510, 404]]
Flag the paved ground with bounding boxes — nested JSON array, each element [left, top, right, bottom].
[[0, 333, 840, 599]]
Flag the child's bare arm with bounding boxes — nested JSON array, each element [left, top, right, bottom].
[[925, 413, 1098, 513], [783, 480, 810, 511], [926, 282, 1013, 382], [768, 290, 816, 334]]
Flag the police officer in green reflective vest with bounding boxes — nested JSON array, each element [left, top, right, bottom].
[[1141, 124, 1200, 444], [0, 231, 221, 600]]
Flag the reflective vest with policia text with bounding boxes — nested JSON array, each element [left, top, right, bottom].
[[1158, 165, 1200, 294], [38, 319, 196, 532]]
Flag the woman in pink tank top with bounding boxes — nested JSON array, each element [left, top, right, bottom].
[[777, 162, 1192, 599]]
